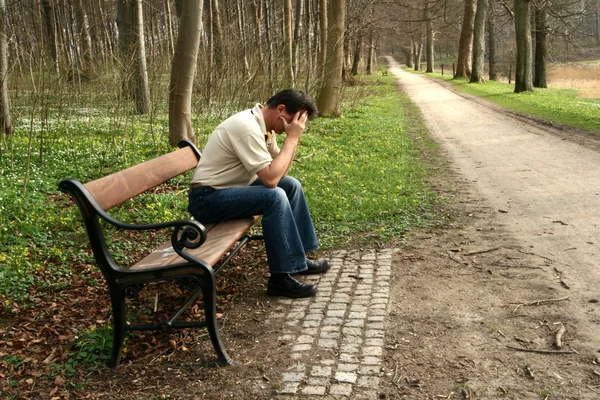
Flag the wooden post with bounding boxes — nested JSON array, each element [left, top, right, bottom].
[[441, 64, 444, 75], [452, 62, 456, 77]]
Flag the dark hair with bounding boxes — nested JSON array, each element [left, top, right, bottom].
[[266, 89, 318, 119]]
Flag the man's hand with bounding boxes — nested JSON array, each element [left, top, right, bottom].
[[281, 110, 308, 140]]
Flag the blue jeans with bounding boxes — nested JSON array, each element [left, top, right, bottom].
[[188, 176, 319, 274]]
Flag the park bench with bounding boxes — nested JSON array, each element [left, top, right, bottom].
[[59, 140, 261, 369]]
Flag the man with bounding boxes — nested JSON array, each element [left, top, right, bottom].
[[188, 89, 330, 298]]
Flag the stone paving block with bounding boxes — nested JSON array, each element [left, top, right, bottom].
[[337, 363, 359, 372], [282, 371, 305, 382], [350, 304, 367, 312], [359, 365, 380, 375], [348, 311, 367, 319], [326, 309, 345, 318], [278, 382, 299, 394], [329, 383, 353, 396], [292, 344, 312, 352], [323, 317, 343, 325], [367, 315, 385, 322], [362, 346, 383, 356], [342, 334, 362, 345], [342, 327, 363, 336], [305, 313, 325, 321], [286, 320, 300, 326], [340, 343, 359, 354], [340, 353, 360, 363], [364, 338, 384, 347], [365, 329, 384, 338], [344, 319, 365, 328], [335, 371, 357, 383], [297, 335, 314, 344], [357, 376, 380, 388], [322, 325, 341, 332], [302, 320, 321, 328], [362, 356, 382, 365], [310, 365, 333, 377], [302, 385, 326, 396], [320, 331, 341, 340], [318, 339, 339, 349], [328, 303, 347, 310]]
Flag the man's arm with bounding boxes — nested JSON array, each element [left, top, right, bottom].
[[257, 111, 307, 188]]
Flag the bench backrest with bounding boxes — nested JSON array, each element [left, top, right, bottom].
[[86, 144, 199, 210]]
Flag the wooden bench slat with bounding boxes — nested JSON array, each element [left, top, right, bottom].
[[130, 217, 259, 271], [85, 146, 199, 211]]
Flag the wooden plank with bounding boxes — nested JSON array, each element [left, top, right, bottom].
[[130, 216, 259, 271], [85, 146, 199, 211]]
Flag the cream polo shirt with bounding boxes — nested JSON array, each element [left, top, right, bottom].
[[191, 104, 280, 189]]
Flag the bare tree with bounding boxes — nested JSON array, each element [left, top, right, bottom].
[[0, 0, 12, 135], [533, 5, 548, 88], [514, 0, 533, 92], [487, 0, 498, 81], [470, 0, 489, 82], [284, 0, 295, 87], [455, 0, 476, 78], [425, 2, 435, 73], [169, 0, 203, 146], [317, 0, 345, 117]]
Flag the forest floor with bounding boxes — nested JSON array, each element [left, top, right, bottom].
[[3, 61, 600, 400]]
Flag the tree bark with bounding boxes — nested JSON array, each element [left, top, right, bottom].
[[533, 6, 547, 88], [425, 2, 434, 73], [487, 0, 498, 81], [470, 0, 488, 83], [211, 0, 224, 69], [41, 0, 59, 74], [169, 0, 203, 146], [317, 0, 345, 117], [74, 0, 93, 73], [318, 0, 327, 82], [366, 29, 374, 75], [351, 31, 362, 75], [455, 0, 475, 79], [284, 0, 295, 87], [293, 0, 303, 81], [0, 0, 12, 135], [514, 0, 533, 93]]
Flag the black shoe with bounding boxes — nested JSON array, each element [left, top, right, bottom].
[[296, 259, 331, 275], [267, 274, 317, 298]]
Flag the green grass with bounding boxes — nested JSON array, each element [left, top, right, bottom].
[[0, 74, 441, 307], [406, 68, 600, 134]]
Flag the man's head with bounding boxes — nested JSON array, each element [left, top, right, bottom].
[[263, 89, 318, 134], [266, 89, 318, 119]]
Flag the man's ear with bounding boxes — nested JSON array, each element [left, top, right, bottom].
[[276, 104, 286, 114]]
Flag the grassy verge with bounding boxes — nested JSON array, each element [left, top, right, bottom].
[[405, 67, 600, 134], [0, 74, 442, 306]]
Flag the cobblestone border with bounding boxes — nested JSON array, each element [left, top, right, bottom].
[[267, 249, 393, 398]]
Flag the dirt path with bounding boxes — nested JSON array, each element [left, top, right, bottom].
[[379, 57, 600, 399]]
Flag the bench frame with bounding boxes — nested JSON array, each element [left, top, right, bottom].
[[59, 141, 261, 369]]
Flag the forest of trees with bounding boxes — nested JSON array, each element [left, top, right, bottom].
[[0, 0, 598, 142]]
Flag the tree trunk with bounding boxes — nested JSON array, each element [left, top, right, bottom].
[[514, 0, 533, 93], [470, 0, 488, 83], [304, 0, 313, 91], [425, 2, 434, 73], [284, 0, 295, 87], [293, 0, 303, 81], [351, 31, 362, 75], [406, 42, 414, 68], [74, 0, 93, 73], [164, 0, 175, 56], [455, 0, 475, 79], [317, 0, 345, 117], [414, 37, 422, 71], [250, 0, 264, 66], [211, 0, 224, 69], [366, 29, 374, 75], [533, 6, 547, 88], [0, 0, 12, 135], [487, 0, 498, 81], [41, 0, 59, 74], [318, 0, 327, 82], [169, 0, 203, 146]]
